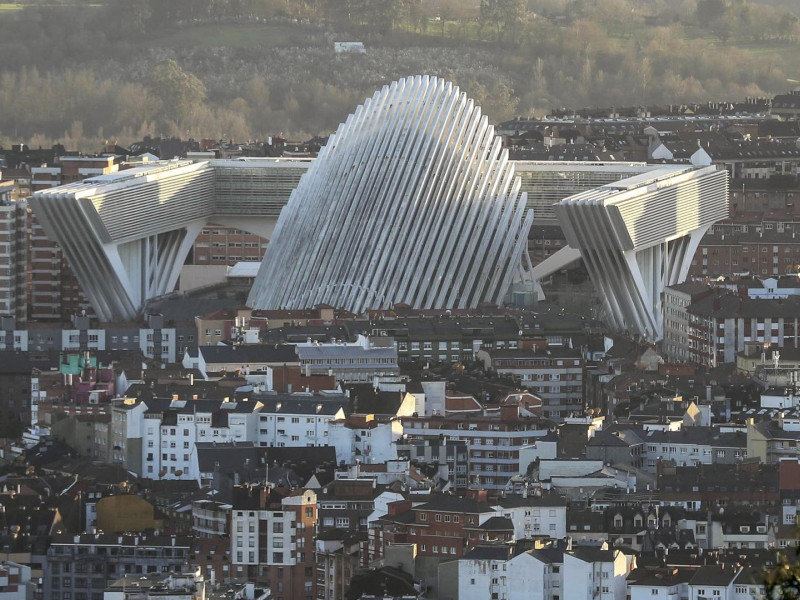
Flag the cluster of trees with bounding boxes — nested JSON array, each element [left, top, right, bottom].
[[695, 0, 800, 42], [0, 0, 797, 151]]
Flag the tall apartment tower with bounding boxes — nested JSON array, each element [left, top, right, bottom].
[[0, 181, 28, 321], [29, 156, 118, 321]]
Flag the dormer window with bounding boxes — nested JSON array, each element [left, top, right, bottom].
[[614, 515, 623, 528], [634, 516, 643, 528], [740, 526, 750, 533]]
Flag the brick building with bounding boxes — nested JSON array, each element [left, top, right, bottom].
[[369, 493, 498, 564], [29, 156, 119, 321], [690, 230, 800, 279]]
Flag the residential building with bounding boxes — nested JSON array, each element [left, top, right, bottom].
[[43, 533, 190, 600], [316, 479, 378, 534], [492, 494, 567, 541], [230, 487, 317, 600], [400, 407, 553, 490], [192, 500, 232, 538], [562, 548, 631, 600], [397, 438, 470, 491], [663, 281, 715, 362], [0, 182, 28, 322], [141, 396, 263, 480], [640, 427, 748, 471], [184, 345, 299, 380], [103, 571, 205, 600], [110, 397, 147, 474], [477, 347, 584, 421], [748, 411, 800, 463], [328, 413, 404, 466], [691, 230, 800, 279], [0, 561, 34, 600], [253, 393, 347, 448], [627, 568, 694, 600], [295, 335, 399, 383], [314, 531, 362, 600], [687, 565, 740, 600], [372, 314, 522, 364], [686, 292, 800, 366]]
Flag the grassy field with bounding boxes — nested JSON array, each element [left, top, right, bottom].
[[0, 3, 24, 12]]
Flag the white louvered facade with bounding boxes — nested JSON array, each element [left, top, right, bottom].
[[29, 159, 307, 322], [247, 75, 535, 313], [555, 165, 729, 341]]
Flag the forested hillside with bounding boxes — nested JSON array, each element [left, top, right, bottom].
[[0, 0, 798, 151]]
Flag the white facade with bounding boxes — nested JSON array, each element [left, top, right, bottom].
[[142, 399, 261, 480], [629, 580, 688, 600], [0, 561, 34, 600], [255, 406, 344, 448], [562, 550, 630, 600], [30, 158, 308, 322], [556, 165, 729, 340], [328, 419, 402, 465], [493, 501, 567, 540], [230, 490, 316, 567], [248, 75, 535, 313], [689, 575, 737, 600]]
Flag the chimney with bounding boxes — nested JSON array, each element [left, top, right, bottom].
[[501, 403, 520, 422]]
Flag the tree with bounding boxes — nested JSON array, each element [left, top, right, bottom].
[[764, 552, 800, 600], [480, 0, 525, 41], [696, 0, 727, 26], [148, 59, 206, 126]]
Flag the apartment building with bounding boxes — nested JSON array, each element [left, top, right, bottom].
[[747, 411, 800, 463], [295, 336, 399, 383], [562, 548, 631, 600], [686, 291, 800, 366], [0, 182, 28, 322], [371, 315, 522, 363], [253, 394, 347, 448], [230, 486, 317, 600], [400, 406, 552, 490], [43, 533, 190, 600], [663, 281, 715, 362], [477, 347, 583, 421], [141, 397, 263, 480], [691, 230, 800, 279]]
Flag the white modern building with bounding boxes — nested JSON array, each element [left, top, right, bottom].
[[30, 78, 728, 334], [29, 158, 308, 322], [248, 75, 535, 313], [553, 165, 729, 340]]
